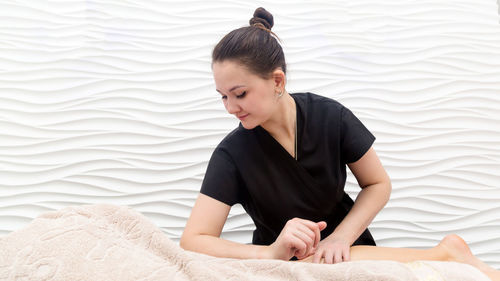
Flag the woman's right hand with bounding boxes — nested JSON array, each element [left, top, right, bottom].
[[268, 218, 327, 260]]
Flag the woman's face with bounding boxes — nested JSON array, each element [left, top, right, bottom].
[[212, 60, 279, 130]]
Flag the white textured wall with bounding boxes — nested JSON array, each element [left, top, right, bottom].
[[1, 0, 499, 268]]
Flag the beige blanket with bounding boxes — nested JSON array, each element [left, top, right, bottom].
[[0, 204, 490, 281]]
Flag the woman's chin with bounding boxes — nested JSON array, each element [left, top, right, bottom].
[[240, 121, 258, 130]]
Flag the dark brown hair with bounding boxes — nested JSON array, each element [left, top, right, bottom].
[[212, 7, 286, 79]]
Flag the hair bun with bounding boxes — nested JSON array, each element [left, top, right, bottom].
[[249, 7, 274, 30]]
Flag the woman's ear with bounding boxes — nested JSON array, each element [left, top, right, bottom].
[[272, 68, 286, 89]]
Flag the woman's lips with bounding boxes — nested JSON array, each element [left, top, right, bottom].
[[238, 114, 249, 120]]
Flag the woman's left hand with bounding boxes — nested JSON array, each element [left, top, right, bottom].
[[311, 237, 351, 264]]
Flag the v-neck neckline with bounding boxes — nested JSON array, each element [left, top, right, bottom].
[[256, 94, 300, 161]]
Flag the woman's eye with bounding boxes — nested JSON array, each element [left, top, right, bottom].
[[237, 91, 246, 98], [221, 95, 227, 100]]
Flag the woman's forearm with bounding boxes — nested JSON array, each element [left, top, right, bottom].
[[180, 194, 273, 260], [180, 234, 270, 259], [329, 181, 391, 245]]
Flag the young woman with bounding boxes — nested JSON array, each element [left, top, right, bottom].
[[180, 7, 499, 280]]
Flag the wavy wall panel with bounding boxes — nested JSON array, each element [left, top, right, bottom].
[[0, 0, 499, 268]]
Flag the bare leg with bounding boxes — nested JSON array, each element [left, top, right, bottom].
[[349, 242, 446, 262], [437, 234, 499, 281], [298, 234, 499, 281]]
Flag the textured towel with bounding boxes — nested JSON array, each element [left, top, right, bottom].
[[0, 204, 491, 281]]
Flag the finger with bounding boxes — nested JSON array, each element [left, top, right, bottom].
[[283, 221, 314, 244], [324, 249, 334, 264], [312, 249, 323, 264], [343, 246, 351, 262], [294, 220, 325, 252], [333, 249, 343, 264], [296, 220, 322, 249], [296, 225, 317, 255], [295, 224, 316, 242], [312, 224, 321, 250], [292, 231, 314, 257], [317, 221, 327, 231], [296, 219, 324, 234], [312, 221, 326, 249], [289, 237, 308, 258]]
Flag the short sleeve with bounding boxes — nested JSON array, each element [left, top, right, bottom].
[[340, 106, 376, 164], [200, 147, 241, 206]]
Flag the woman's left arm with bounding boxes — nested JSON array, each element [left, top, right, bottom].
[[311, 146, 392, 263]]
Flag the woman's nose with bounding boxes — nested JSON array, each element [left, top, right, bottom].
[[225, 98, 240, 114]]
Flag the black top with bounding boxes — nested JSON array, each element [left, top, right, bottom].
[[200, 92, 376, 247]]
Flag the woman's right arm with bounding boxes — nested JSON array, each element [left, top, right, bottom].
[[180, 193, 325, 260], [180, 193, 272, 259]]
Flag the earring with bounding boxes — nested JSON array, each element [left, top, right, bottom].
[[277, 90, 283, 97]]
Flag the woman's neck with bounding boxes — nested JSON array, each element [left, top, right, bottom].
[[261, 92, 296, 140]]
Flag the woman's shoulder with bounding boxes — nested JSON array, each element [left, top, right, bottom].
[[215, 124, 254, 153], [292, 92, 345, 112]]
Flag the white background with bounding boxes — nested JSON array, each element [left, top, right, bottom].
[[0, 0, 499, 268]]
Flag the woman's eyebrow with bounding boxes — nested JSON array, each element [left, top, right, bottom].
[[216, 85, 246, 94]]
